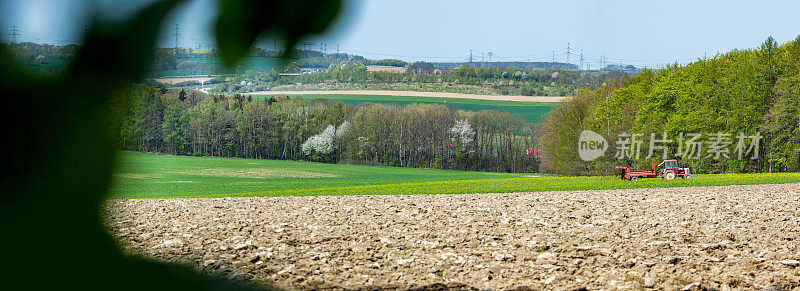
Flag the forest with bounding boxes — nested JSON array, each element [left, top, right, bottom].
[[539, 36, 800, 175], [109, 88, 540, 173]]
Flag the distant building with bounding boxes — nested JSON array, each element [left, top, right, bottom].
[[300, 68, 325, 74]]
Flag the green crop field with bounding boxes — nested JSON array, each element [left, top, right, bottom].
[[255, 93, 559, 124], [110, 151, 526, 199], [110, 151, 800, 199]]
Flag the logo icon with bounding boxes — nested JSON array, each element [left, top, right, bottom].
[[578, 130, 608, 161]]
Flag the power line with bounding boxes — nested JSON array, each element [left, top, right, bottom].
[[343, 44, 699, 68], [347, 50, 466, 60]]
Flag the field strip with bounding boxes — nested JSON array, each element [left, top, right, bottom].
[[213, 175, 800, 198], [245, 90, 568, 102], [106, 183, 800, 290], [112, 173, 800, 199]]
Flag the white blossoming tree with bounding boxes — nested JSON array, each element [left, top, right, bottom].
[[450, 119, 474, 146], [302, 121, 349, 162]]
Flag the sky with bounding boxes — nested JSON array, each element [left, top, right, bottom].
[[2, 0, 800, 68]]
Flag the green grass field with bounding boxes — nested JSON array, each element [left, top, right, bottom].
[[255, 93, 558, 124], [110, 151, 800, 199], [110, 151, 526, 199]]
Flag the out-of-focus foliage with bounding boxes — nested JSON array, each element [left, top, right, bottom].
[[0, 0, 342, 289], [215, 0, 342, 66]]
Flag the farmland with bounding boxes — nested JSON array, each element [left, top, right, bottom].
[[110, 151, 527, 199], [108, 152, 800, 289], [106, 183, 800, 290], [251, 93, 559, 123], [110, 151, 800, 199]]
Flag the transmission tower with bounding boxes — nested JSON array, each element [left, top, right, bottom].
[[579, 49, 584, 70], [565, 43, 571, 64], [469, 50, 473, 67], [172, 24, 181, 48], [488, 52, 493, 65], [8, 26, 20, 43], [551, 51, 556, 63]]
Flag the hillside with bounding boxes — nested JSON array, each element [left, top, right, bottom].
[[539, 36, 800, 175]]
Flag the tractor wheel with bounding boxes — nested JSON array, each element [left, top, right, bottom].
[[663, 170, 676, 180], [684, 174, 692, 180], [631, 176, 638, 181]]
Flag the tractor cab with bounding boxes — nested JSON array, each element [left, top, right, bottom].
[[659, 160, 678, 170]]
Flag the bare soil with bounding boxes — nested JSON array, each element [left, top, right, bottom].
[[243, 90, 567, 103], [366, 66, 407, 74], [153, 77, 216, 84], [104, 184, 800, 290]]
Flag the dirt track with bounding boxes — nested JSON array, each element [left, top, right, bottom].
[[243, 90, 567, 103], [104, 184, 800, 290], [153, 77, 216, 84]]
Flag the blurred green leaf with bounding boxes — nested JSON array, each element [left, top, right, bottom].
[[1, 0, 342, 289], [71, 0, 185, 84], [215, 0, 342, 67]]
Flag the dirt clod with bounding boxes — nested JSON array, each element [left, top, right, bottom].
[[782, 259, 800, 267]]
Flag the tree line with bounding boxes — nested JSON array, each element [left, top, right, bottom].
[[109, 87, 540, 173], [5, 43, 629, 98], [538, 36, 800, 175], [221, 60, 629, 97]]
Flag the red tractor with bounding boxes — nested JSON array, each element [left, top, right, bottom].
[[615, 159, 692, 181]]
